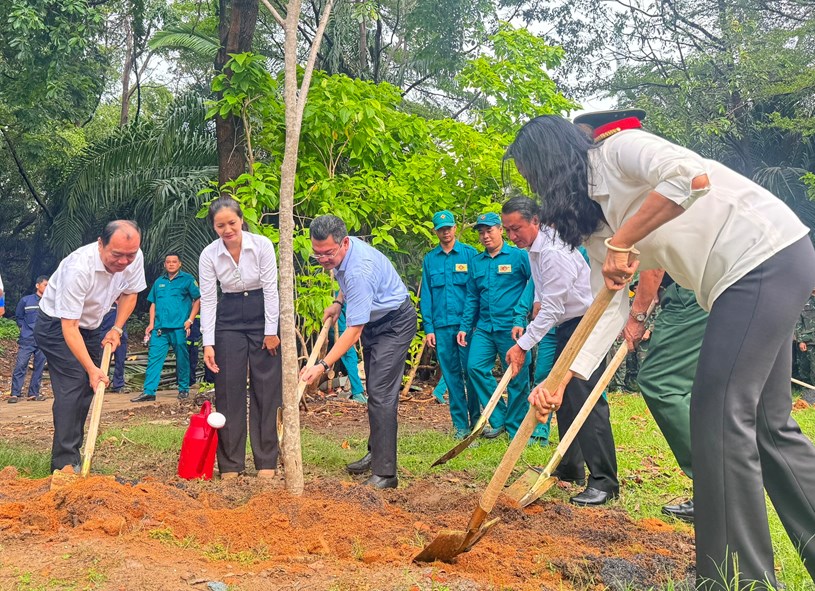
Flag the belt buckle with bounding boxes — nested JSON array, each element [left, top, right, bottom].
[[156, 329, 162, 337]]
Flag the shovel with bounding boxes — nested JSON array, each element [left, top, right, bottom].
[[506, 297, 657, 506], [413, 286, 615, 563], [431, 367, 512, 467], [51, 343, 113, 489], [504, 343, 628, 507], [792, 377, 815, 391], [277, 318, 334, 445]]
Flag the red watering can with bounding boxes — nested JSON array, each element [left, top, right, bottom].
[[177, 400, 224, 480]]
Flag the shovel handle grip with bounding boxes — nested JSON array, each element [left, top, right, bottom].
[[295, 317, 334, 405], [478, 286, 615, 514], [80, 343, 113, 478]]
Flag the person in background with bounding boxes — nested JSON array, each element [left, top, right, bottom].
[[420, 210, 479, 439], [133, 252, 200, 402], [9, 275, 49, 403], [458, 212, 532, 441]]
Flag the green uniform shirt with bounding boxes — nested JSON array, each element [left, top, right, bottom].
[[460, 242, 531, 334], [795, 295, 815, 343], [420, 240, 478, 333], [147, 270, 201, 330]]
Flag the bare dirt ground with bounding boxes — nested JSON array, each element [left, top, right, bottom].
[[0, 342, 694, 591]]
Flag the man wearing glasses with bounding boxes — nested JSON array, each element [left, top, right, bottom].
[[300, 215, 416, 489]]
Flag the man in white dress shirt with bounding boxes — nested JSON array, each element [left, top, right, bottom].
[[502, 195, 619, 506], [35, 220, 146, 472]]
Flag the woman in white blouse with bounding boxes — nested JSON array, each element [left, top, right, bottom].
[[199, 198, 282, 480], [505, 115, 815, 591]]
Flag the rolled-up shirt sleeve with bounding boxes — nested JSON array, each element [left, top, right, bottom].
[[610, 131, 710, 210], [198, 250, 218, 347], [570, 257, 628, 380], [259, 239, 280, 336]]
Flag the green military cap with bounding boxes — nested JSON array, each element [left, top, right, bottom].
[[474, 212, 501, 228], [432, 210, 456, 230], [573, 108, 647, 129]]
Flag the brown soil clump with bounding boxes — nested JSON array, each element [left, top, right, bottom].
[[0, 470, 693, 590]]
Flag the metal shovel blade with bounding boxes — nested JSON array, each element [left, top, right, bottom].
[[515, 471, 558, 508], [412, 517, 501, 563], [431, 368, 513, 467], [431, 427, 482, 467], [504, 466, 545, 503]]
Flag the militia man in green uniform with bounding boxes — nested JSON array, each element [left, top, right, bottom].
[[458, 212, 532, 440], [132, 252, 201, 402], [420, 210, 479, 438], [794, 290, 815, 383]]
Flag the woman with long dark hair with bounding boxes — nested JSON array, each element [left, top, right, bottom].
[[505, 115, 815, 591], [199, 197, 282, 479]]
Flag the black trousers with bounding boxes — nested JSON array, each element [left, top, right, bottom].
[[34, 311, 103, 472], [214, 290, 282, 473], [360, 298, 417, 477], [693, 237, 815, 590], [554, 316, 619, 493]]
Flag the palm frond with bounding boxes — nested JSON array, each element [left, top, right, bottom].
[[149, 26, 221, 60]]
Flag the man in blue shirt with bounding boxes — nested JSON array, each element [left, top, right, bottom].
[[420, 210, 479, 438], [458, 212, 532, 440], [301, 215, 416, 489], [133, 252, 201, 402], [9, 275, 49, 403]]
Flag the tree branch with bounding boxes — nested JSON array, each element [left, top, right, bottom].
[[0, 128, 55, 223], [260, 0, 286, 27]]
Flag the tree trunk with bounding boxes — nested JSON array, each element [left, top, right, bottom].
[[215, 0, 259, 186], [120, 16, 133, 126], [276, 0, 335, 495]]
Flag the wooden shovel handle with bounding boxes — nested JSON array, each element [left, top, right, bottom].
[[477, 286, 615, 514], [295, 317, 334, 406], [542, 344, 627, 476], [80, 343, 113, 477]]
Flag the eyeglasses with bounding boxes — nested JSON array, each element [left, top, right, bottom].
[[311, 246, 341, 261]]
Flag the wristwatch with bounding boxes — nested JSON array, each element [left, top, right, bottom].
[[111, 325, 124, 335], [630, 310, 647, 323], [317, 359, 330, 372]]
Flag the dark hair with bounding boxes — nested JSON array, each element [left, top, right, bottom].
[[208, 197, 243, 223], [501, 194, 540, 224], [35, 275, 49, 285], [100, 220, 141, 246], [164, 252, 182, 261], [504, 115, 605, 248], [310, 215, 348, 243]]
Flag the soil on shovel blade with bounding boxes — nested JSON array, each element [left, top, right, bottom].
[[0, 465, 693, 591]]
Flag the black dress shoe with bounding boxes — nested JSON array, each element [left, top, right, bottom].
[[346, 452, 372, 475], [363, 474, 398, 489], [130, 393, 156, 403], [552, 469, 587, 486], [570, 487, 618, 506], [662, 499, 694, 523]]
